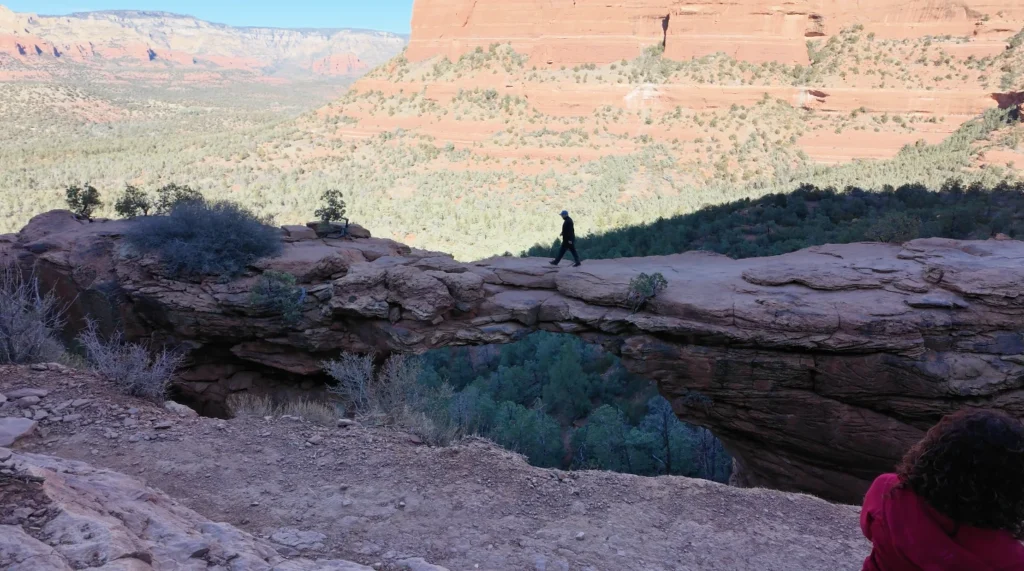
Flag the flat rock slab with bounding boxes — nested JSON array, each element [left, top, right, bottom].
[[271, 528, 327, 551], [0, 417, 37, 447], [5, 388, 49, 399], [6, 451, 373, 570]]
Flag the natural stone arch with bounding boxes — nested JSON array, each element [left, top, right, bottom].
[[6, 210, 1024, 505]]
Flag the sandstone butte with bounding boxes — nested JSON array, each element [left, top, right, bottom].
[[5, 210, 1024, 505], [330, 0, 1024, 171], [0, 5, 406, 78]]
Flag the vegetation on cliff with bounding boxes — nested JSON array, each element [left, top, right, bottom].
[[418, 333, 730, 481], [526, 178, 1024, 260]]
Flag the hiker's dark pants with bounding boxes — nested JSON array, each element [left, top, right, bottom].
[[554, 242, 580, 264]]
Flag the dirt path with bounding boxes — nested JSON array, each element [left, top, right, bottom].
[[2, 365, 870, 570]]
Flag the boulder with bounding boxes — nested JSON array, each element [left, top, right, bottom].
[[164, 401, 199, 418], [347, 223, 371, 239], [282, 225, 318, 242], [0, 417, 37, 447], [5, 388, 49, 399]]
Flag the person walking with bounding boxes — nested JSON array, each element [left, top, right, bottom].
[[860, 408, 1024, 570], [549, 210, 581, 267]]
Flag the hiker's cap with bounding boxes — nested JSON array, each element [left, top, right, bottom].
[[560, 210, 569, 216]]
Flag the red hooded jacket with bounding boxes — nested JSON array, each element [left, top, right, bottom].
[[861, 473, 1024, 570]]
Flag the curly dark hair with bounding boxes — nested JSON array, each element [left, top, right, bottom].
[[897, 408, 1024, 538]]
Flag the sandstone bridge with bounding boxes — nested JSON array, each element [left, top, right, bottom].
[[5, 210, 1024, 504]]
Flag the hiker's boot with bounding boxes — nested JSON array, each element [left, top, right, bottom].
[[573, 261, 582, 267], [549, 260, 559, 266]]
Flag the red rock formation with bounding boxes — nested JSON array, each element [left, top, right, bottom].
[[7, 210, 1024, 504], [407, 0, 1024, 65]]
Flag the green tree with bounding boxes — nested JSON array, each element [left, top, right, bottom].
[[114, 184, 152, 218], [864, 211, 921, 243], [65, 184, 102, 219], [639, 397, 695, 476], [542, 343, 594, 421], [572, 405, 636, 472], [155, 183, 204, 215], [315, 189, 347, 224], [489, 401, 564, 467]]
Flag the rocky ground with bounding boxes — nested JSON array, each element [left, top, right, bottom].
[[0, 364, 870, 570]]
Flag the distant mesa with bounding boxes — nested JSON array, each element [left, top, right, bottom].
[[0, 5, 407, 80]]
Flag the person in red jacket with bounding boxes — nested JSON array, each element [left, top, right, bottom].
[[861, 408, 1024, 570]]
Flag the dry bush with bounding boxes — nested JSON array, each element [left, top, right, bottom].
[[227, 393, 338, 427], [322, 352, 374, 413], [227, 393, 275, 418], [77, 320, 183, 402], [324, 352, 459, 445], [278, 399, 339, 426], [0, 264, 66, 365]]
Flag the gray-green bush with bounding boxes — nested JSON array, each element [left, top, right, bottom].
[[125, 201, 282, 280], [77, 320, 183, 402], [250, 271, 305, 324], [626, 273, 668, 313]]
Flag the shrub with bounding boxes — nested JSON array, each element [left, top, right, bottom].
[[65, 184, 102, 219], [227, 393, 339, 427], [314, 189, 347, 224], [865, 211, 921, 243], [626, 272, 668, 313], [0, 264, 65, 365], [322, 352, 375, 413], [277, 399, 339, 426], [77, 320, 183, 402], [250, 271, 306, 324], [227, 393, 274, 417], [125, 201, 282, 280], [324, 352, 458, 444], [114, 184, 152, 218], [155, 183, 204, 215], [1009, 27, 1024, 50]]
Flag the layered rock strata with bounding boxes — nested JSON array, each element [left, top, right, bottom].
[[407, 0, 1024, 65]]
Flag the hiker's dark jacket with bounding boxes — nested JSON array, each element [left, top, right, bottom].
[[561, 217, 575, 243]]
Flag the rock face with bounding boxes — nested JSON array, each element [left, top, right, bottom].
[[0, 6, 406, 78], [407, 0, 1024, 65], [0, 450, 372, 570], [7, 211, 1024, 503]]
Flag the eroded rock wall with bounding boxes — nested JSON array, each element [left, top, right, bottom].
[[407, 0, 1024, 65]]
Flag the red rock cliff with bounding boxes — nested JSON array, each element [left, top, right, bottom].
[[407, 0, 1024, 65]]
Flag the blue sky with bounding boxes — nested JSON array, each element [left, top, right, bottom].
[[4, 1, 416, 34]]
